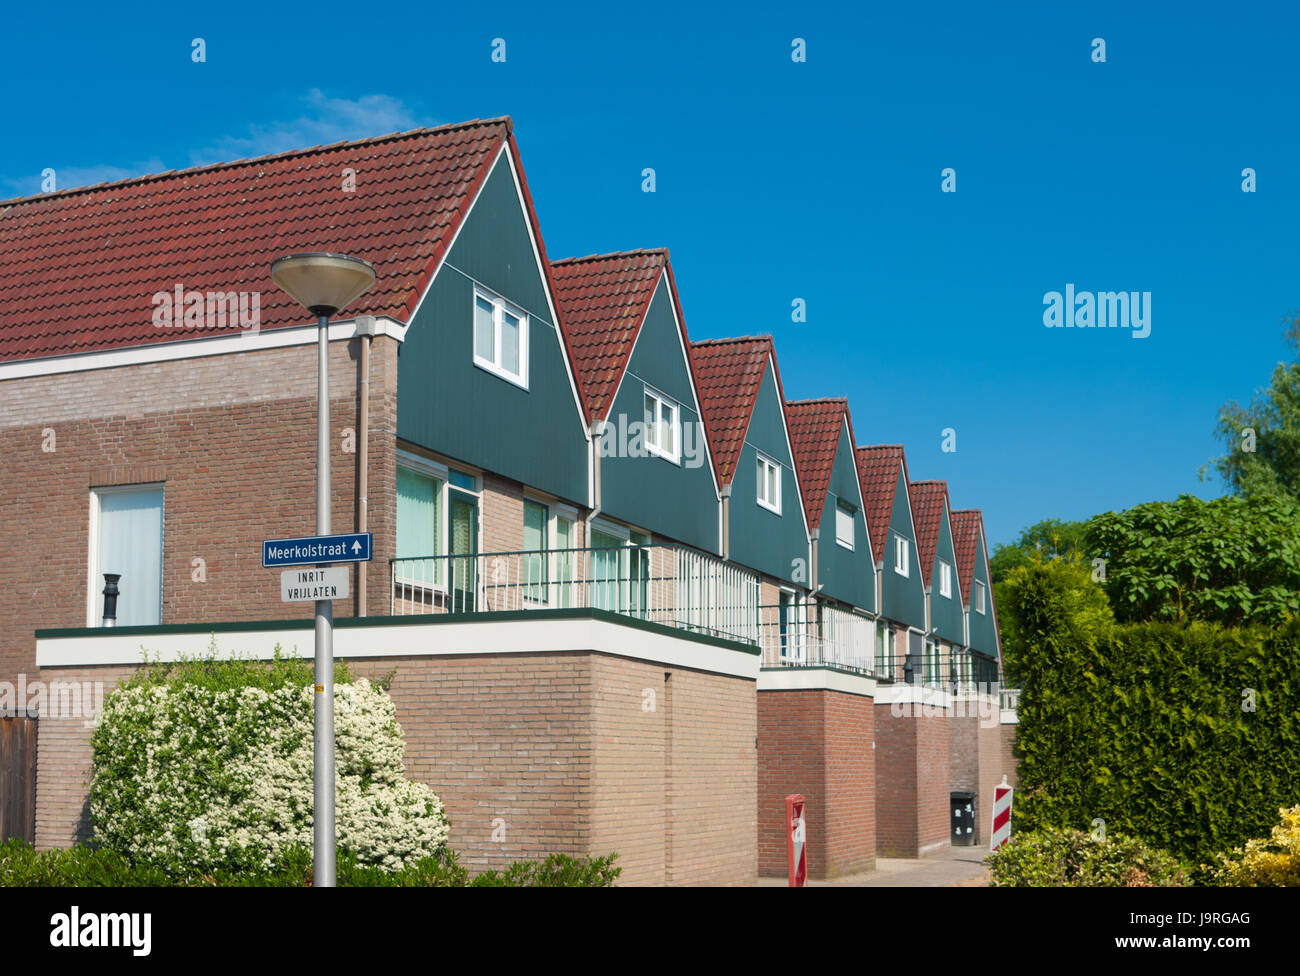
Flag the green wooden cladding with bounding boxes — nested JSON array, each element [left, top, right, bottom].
[[880, 465, 926, 630], [728, 361, 809, 586], [927, 505, 964, 645], [598, 277, 718, 552], [965, 529, 998, 656], [396, 153, 590, 505], [816, 422, 875, 612]]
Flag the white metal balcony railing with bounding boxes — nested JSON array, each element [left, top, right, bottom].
[[389, 546, 1019, 705], [390, 544, 760, 644], [757, 602, 878, 674]]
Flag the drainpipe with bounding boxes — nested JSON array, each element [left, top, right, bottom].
[[808, 526, 819, 594], [719, 484, 731, 559], [585, 419, 605, 542], [355, 315, 378, 617]]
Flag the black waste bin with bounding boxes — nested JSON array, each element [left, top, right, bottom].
[[951, 791, 977, 846]]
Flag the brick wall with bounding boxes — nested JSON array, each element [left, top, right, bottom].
[[0, 335, 401, 687], [758, 687, 874, 878], [874, 699, 952, 856], [35, 646, 757, 886], [664, 666, 757, 885]]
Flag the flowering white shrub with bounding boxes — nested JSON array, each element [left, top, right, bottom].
[[90, 674, 449, 873]]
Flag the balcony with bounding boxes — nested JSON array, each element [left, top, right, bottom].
[[873, 641, 1008, 693], [758, 601, 877, 674], [391, 544, 760, 644]]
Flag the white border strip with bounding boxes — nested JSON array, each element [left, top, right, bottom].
[[757, 667, 876, 698], [36, 616, 759, 680], [0, 316, 409, 381], [873, 683, 952, 708]]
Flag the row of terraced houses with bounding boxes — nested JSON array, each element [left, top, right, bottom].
[[0, 116, 1016, 884]]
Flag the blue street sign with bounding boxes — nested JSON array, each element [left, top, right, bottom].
[[262, 532, 373, 568]]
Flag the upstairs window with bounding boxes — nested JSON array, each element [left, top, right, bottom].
[[939, 560, 953, 598], [894, 536, 910, 576], [756, 453, 781, 514], [974, 580, 986, 614], [835, 501, 855, 550], [473, 286, 529, 388], [643, 387, 680, 464]]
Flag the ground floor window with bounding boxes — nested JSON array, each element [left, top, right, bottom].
[[91, 485, 164, 626]]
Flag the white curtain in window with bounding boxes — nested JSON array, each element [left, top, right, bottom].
[[97, 488, 163, 626]]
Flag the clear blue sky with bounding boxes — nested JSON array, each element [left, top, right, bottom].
[[5, 1, 1296, 546]]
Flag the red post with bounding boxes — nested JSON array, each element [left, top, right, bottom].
[[785, 793, 807, 887]]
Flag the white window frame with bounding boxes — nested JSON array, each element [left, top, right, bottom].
[[86, 483, 165, 627], [974, 580, 986, 614], [395, 450, 482, 593], [546, 501, 580, 608], [756, 452, 782, 514], [939, 560, 952, 598], [472, 285, 530, 389], [522, 493, 582, 608], [894, 536, 910, 577], [642, 385, 681, 465], [835, 501, 855, 551], [777, 587, 807, 665]]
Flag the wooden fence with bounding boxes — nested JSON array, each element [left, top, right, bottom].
[[0, 716, 36, 844]]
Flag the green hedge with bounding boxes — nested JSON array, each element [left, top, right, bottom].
[[1007, 562, 1300, 867], [0, 840, 619, 887], [987, 828, 1190, 886]]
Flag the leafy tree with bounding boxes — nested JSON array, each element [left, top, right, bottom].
[[989, 518, 1089, 584], [1207, 314, 1300, 501], [1085, 492, 1300, 627], [994, 554, 1112, 685]]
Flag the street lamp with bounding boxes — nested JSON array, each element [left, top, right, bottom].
[[270, 252, 375, 888]]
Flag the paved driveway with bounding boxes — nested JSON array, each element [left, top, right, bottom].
[[758, 844, 991, 887]]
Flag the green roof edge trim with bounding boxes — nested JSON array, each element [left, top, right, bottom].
[[35, 607, 759, 656]]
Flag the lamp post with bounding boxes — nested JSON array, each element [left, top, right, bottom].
[[270, 252, 375, 887]]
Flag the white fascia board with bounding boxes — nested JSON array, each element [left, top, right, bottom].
[[0, 317, 408, 382], [36, 616, 759, 680], [757, 667, 876, 698], [873, 683, 952, 708]]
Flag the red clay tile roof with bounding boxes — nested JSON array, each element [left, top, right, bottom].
[[548, 249, 668, 422], [908, 480, 951, 588], [856, 445, 910, 558], [950, 508, 983, 604], [786, 398, 860, 530], [689, 336, 775, 484], [0, 118, 523, 364]]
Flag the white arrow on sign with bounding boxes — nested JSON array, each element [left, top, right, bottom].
[[281, 567, 351, 603], [352, 540, 362, 553]]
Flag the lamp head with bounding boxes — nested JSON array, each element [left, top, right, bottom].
[[271, 252, 376, 318]]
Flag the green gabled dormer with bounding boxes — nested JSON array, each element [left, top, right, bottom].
[[786, 400, 876, 612], [856, 445, 926, 631], [396, 119, 591, 506], [550, 250, 720, 553], [690, 336, 810, 585], [908, 481, 964, 646], [952, 508, 1001, 666]]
